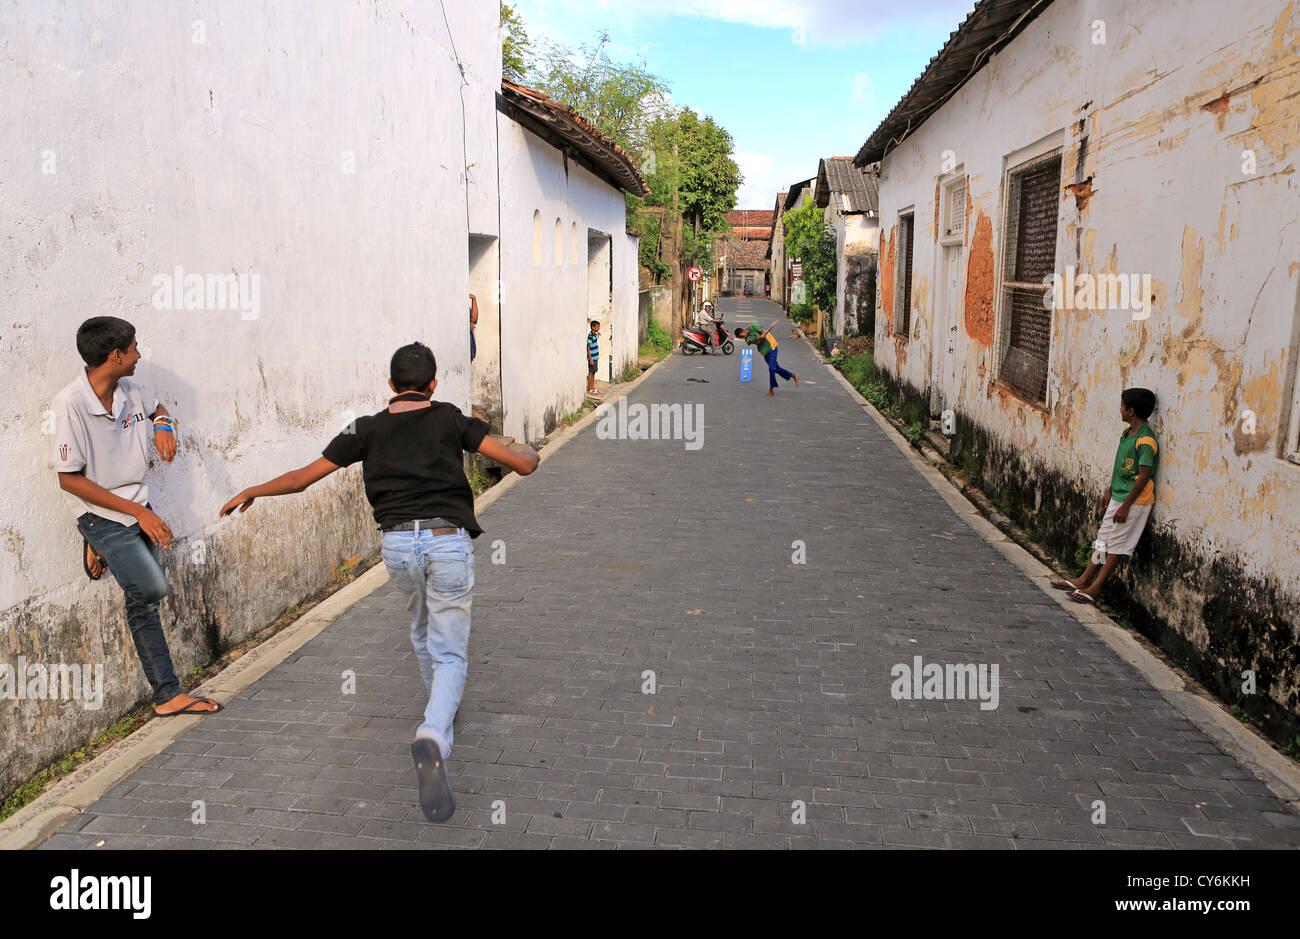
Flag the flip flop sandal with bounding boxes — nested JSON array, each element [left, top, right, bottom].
[[1048, 580, 1077, 591], [155, 697, 223, 717], [411, 737, 456, 823], [1069, 591, 1097, 605], [83, 540, 106, 581]]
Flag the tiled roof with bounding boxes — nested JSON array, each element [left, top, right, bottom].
[[499, 80, 649, 196], [816, 157, 879, 214], [727, 209, 774, 229], [766, 192, 784, 258], [855, 0, 1054, 166], [721, 238, 769, 271]]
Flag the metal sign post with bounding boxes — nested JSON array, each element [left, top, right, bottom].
[[687, 267, 702, 316]]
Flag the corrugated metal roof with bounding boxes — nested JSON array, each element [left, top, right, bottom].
[[784, 178, 814, 210], [854, 0, 1054, 167], [499, 80, 649, 196], [816, 157, 879, 214]]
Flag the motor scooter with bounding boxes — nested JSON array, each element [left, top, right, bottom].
[[680, 322, 734, 355]]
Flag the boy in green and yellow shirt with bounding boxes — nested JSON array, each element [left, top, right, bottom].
[[735, 322, 798, 396], [1051, 387, 1159, 604]]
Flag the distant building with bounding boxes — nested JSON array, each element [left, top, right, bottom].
[[716, 210, 773, 296], [768, 179, 813, 307], [815, 157, 879, 336]]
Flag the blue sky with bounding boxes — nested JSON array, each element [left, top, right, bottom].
[[510, 0, 976, 209]]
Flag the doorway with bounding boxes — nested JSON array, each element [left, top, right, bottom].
[[587, 229, 613, 382], [934, 242, 964, 414], [469, 235, 502, 432]]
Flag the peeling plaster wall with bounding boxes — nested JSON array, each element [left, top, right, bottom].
[[496, 118, 639, 445], [0, 0, 497, 792], [873, 0, 1300, 737], [770, 212, 787, 307], [824, 200, 879, 335]]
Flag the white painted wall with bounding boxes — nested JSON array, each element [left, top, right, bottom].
[[497, 115, 640, 443], [0, 0, 496, 788], [870, 0, 1300, 712], [770, 214, 787, 307], [469, 235, 502, 427], [873, 0, 1300, 583]]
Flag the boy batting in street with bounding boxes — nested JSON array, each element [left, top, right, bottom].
[[1050, 387, 1159, 604], [220, 342, 539, 823], [51, 316, 221, 717], [735, 321, 798, 395]]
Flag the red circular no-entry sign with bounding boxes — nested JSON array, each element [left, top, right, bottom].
[[687, 267, 701, 282]]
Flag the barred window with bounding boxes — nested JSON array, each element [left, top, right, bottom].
[[896, 212, 914, 337], [944, 178, 965, 240], [997, 152, 1061, 404]]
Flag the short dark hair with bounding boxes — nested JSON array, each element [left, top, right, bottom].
[[1122, 387, 1156, 419], [390, 342, 437, 392], [590, 320, 600, 329], [76, 317, 136, 367]]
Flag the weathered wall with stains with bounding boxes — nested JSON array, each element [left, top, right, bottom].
[[824, 200, 879, 335], [770, 206, 787, 307], [496, 116, 639, 445], [0, 0, 499, 793], [872, 0, 1300, 740]]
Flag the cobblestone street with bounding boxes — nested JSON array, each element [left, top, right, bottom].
[[39, 300, 1300, 850]]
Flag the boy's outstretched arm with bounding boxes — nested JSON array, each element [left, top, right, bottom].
[[220, 457, 342, 517], [477, 436, 540, 476]]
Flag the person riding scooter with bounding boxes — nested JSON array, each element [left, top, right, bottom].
[[694, 301, 723, 354]]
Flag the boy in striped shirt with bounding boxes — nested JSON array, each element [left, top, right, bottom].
[[587, 320, 601, 396]]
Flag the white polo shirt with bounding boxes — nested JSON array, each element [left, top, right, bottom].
[[50, 372, 158, 527]]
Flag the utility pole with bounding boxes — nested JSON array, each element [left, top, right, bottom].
[[671, 140, 682, 337], [692, 210, 700, 316]]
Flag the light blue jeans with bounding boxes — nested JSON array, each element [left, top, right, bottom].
[[381, 528, 474, 758]]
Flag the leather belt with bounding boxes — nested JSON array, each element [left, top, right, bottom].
[[381, 517, 461, 534]]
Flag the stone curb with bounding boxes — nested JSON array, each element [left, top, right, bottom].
[[0, 355, 672, 850], [819, 353, 1300, 811]]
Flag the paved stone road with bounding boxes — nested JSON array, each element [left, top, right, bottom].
[[41, 299, 1300, 849]]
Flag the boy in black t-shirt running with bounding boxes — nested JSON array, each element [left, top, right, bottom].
[[220, 342, 539, 823]]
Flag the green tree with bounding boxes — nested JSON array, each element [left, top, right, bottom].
[[494, 10, 741, 287], [631, 109, 742, 275], [531, 31, 673, 156], [783, 200, 837, 312], [500, 3, 530, 83]]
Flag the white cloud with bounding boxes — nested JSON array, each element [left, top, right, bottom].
[[587, 0, 975, 48], [735, 151, 790, 209], [850, 71, 871, 105]]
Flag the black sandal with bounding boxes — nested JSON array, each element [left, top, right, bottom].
[[154, 697, 223, 717], [83, 539, 106, 581]]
